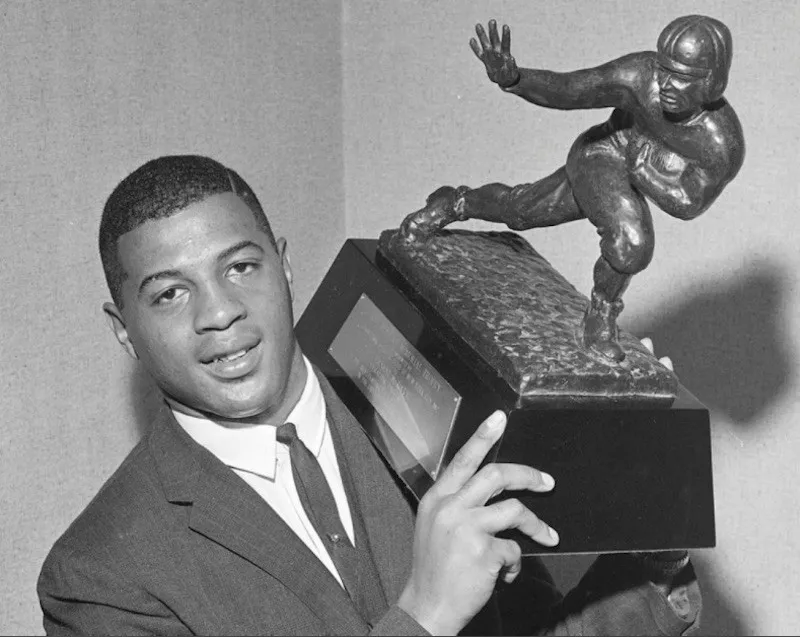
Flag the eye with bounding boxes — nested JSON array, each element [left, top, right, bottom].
[[228, 261, 259, 277], [153, 287, 187, 306]]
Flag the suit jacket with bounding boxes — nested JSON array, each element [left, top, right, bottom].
[[38, 373, 701, 636]]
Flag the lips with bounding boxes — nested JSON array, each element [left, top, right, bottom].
[[201, 339, 262, 380], [660, 93, 679, 109]]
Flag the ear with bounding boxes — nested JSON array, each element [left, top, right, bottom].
[[103, 302, 139, 360], [276, 237, 295, 303]]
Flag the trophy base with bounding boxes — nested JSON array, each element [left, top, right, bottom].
[[378, 228, 678, 407], [296, 239, 715, 554]]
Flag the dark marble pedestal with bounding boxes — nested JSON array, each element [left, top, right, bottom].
[[296, 238, 715, 555]]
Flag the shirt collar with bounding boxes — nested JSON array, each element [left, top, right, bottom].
[[172, 355, 327, 480]]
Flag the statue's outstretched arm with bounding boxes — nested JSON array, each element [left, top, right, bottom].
[[470, 20, 641, 111], [502, 54, 643, 111]]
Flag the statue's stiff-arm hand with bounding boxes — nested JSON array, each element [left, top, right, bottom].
[[470, 20, 520, 88]]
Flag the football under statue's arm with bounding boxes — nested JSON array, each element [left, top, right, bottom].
[[630, 142, 719, 220]]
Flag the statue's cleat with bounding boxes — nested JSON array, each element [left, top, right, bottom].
[[582, 290, 626, 362], [426, 185, 459, 210], [398, 186, 460, 243]]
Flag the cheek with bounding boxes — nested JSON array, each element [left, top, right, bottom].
[[681, 82, 704, 101], [262, 304, 296, 355], [134, 320, 196, 378]]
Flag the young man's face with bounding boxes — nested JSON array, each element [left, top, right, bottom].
[[104, 192, 305, 423]]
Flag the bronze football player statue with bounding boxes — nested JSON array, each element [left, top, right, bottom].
[[399, 16, 745, 362]]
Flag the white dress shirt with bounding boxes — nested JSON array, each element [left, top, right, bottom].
[[172, 355, 355, 587]]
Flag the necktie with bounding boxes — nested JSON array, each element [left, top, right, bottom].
[[276, 423, 359, 594]]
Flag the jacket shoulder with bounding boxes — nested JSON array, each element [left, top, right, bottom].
[[51, 438, 164, 551]]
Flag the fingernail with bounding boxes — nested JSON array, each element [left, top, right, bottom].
[[485, 410, 506, 429], [541, 472, 555, 489], [548, 527, 560, 544]]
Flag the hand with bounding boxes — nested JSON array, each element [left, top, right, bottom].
[[628, 137, 653, 175], [398, 411, 558, 635], [470, 20, 520, 88], [640, 336, 673, 371]]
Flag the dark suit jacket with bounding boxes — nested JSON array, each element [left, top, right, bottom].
[[38, 373, 700, 636]]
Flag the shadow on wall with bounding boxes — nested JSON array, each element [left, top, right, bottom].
[[637, 259, 793, 426], [689, 552, 754, 637]]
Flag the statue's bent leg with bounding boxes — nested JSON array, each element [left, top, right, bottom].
[[570, 155, 654, 361], [398, 167, 580, 243], [500, 166, 582, 229]]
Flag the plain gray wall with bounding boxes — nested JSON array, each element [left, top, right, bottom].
[[343, 1, 799, 635], [0, 1, 343, 633], [2, 0, 799, 635]]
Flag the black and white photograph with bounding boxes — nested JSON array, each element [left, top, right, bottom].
[[1, 1, 797, 635]]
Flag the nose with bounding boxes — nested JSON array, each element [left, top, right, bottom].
[[193, 283, 247, 333], [659, 72, 673, 90]]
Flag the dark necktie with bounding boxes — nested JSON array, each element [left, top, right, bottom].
[[276, 423, 359, 596]]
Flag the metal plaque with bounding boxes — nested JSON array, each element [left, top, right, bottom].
[[329, 293, 461, 480]]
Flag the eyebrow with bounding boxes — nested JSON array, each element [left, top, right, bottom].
[[137, 240, 266, 296], [216, 239, 265, 264]]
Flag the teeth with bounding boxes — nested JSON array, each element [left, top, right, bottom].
[[216, 348, 248, 363]]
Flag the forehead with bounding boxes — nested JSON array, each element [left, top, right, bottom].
[[117, 192, 273, 283]]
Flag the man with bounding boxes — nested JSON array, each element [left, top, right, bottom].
[[400, 16, 744, 362], [38, 155, 700, 635]]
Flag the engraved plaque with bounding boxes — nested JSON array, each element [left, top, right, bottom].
[[329, 293, 462, 480]]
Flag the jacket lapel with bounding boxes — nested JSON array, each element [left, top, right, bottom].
[[148, 405, 368, 635]]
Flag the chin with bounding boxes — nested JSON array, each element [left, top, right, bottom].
[[229, 380, 297, 421], [215, 393, 276, 420], [212, 404, 262, 420]]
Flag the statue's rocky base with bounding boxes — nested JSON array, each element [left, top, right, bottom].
[[381, 229, 679, 406], [296, 236, 715, 554]]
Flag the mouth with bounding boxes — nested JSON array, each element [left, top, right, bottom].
[[202, 341, 262, 380], [659, 93, 680, 110]]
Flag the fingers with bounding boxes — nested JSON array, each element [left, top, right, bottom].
[[475, 22, 491, 52], [492, 538, 523, 584], [475, 20, 509, 52], [469, 37, 483, 61], [501, 24, 511, 54], [434, 411, 506, 495], [488, 19, 500, 49], [458, 462, 555, 506], [640, 337, 674, 371], [480, 498, 559, 547]]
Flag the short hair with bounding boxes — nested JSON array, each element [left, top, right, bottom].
[[99, 155, 274, 308]]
